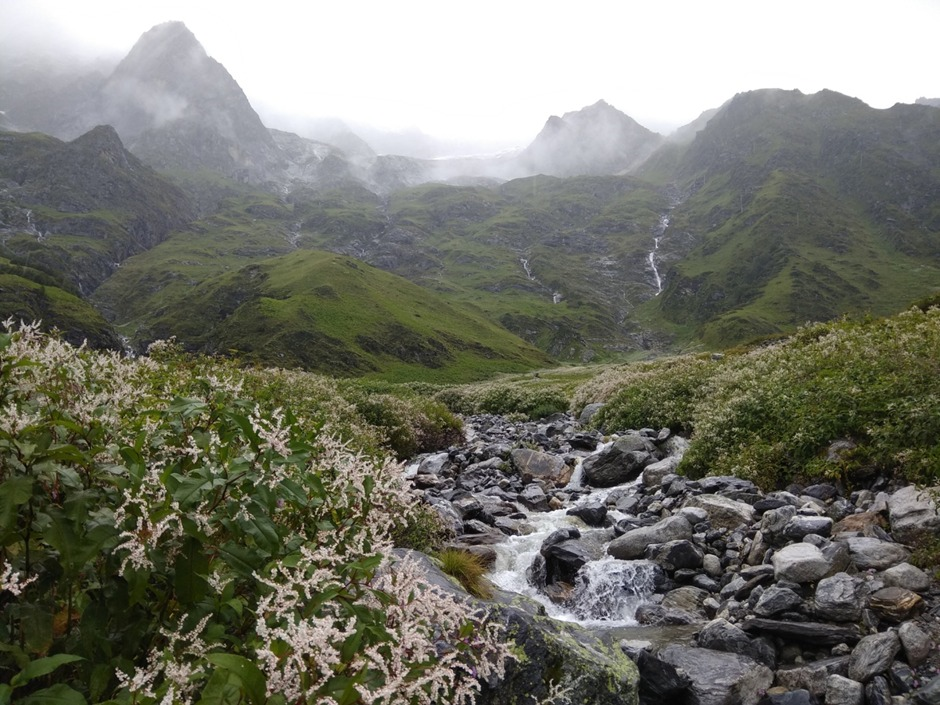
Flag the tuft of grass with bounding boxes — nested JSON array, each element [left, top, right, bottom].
[[434, 548, 494, 599]]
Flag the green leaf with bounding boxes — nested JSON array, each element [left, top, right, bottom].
[[172, 472, 213, 508], [11, 653, 85, 687], [173, 537, 209, 605], [0, 684, 11, 705], [218, 542, 262, 578], [205, 653, 266, 705], [0, 476, 33, 535], [19, 684, 87, 705], [237, 504, 280, 554], [196, 668, 242, 705]]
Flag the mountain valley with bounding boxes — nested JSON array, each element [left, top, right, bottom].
[[1, 21, 939, 379]]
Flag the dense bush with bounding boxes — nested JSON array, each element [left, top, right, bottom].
[[434, 379, 569, 420], [574, 308, 940, 489], [0, 324, 507, 704], [572, 355, 721, 434]]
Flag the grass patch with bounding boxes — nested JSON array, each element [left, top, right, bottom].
[[434, 548, 494, 599]]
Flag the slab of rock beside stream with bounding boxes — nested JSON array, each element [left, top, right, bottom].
[[405, 413, 940, 704]]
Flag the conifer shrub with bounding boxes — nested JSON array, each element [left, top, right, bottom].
[[0, 323, 508, 704]]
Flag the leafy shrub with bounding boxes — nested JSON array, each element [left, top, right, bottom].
[[680, 308, 940, 487], [435, 380, 569, 420], [0, 323, 508, 704], [574, 355, 721, 433]]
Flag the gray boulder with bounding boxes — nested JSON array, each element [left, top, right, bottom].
[[657, 645, 773, 705], [847, 630, 901, 682], [608, 515, 693, 560], [696, 618, 777, 668], [771, 543, 831, 583], [887, 484, 940, 545], [881, 562, 931, 593], [825, 674, 864, 705], [582, 435, 655, 487], [814, 573, 869, 622], [775, 656, 851, 696], [641, 455, 681, 488], [683, 494, 755, 531], [783, 515, 833, 541], [753, 585, 802, 617], [844, 537, 911, 571], [899, 621, 933, 667], [647, 539, 704, 571], [510, 448, 572, 486]]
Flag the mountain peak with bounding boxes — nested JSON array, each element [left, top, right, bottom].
[[519, 100, 662, 177], [113, 21, 207, 81]]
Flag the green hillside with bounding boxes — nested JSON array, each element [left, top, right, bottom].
[[641, 89, 940, 348], [94, 214, 552, 381]]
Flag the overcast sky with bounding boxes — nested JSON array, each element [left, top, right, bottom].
[[3, 0, 939, 148]]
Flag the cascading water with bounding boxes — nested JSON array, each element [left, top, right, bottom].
[[647, 214, 669, 296], [487, 448, 666, 627]]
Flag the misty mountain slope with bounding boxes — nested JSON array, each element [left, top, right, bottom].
[[99, 21, 283, 181], [0, 126, 195, 294], [293, 175, 678, 360], [517, 100, 664, 177], [92, 200, 552, 380], [646, 88, 940, 347]]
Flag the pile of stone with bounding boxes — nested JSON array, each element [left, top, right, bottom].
[[406, 413, 940, 704]]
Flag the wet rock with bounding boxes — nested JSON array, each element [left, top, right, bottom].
[[888, 484, 940, 545], [607, 514, 693, 560], [657, 644, 773, 705], [566, 504, 607, 527], [772, 543, 831, 583], [519, 484, 550, 512], [868, 586, 924, 622], [754, 585, 803, 617], [683, 494, 756, 531], [647, 539, 704, 571], [783, 515, 833, 541], [847, 629, 900, 682], [582, 436, 654, 487], [635, 603, 703, 626], [844, 536, 911, 571], [825, 674, 864, 705], [541, 540, 591, 585], [629, 648, 691, 705], [814, 573, 869, 622], [510, 448, 572, 486], [898, 621, 933, 667], [741, 618, 862, 645], [697, 618, 777, 668]]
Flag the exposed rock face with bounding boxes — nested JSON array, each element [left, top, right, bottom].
[[98, 21, 281, 181]]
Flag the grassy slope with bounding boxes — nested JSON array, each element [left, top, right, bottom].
[[640, 90, 940, 349], [94, 195, 552, 382]]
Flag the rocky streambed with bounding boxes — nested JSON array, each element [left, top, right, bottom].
[[405, 412, 940, 705]]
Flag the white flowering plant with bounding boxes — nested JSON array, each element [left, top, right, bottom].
[[0, 324, 508, 704]]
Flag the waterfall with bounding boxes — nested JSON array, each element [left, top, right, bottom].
[[648, 214, 669, 296]]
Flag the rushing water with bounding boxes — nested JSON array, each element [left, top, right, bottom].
[[487, 448, 668, 628]]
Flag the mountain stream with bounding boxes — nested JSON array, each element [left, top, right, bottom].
[[487, 441, 686, 628]]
